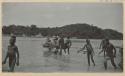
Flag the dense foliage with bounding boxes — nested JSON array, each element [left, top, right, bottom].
[[2, 23, 123, 40]]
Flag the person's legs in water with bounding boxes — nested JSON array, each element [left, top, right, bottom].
[[59, 47, 62, 55], [55, 48, 59, 55], [67, 47, 70, 55], [110, 57, 117, 69], [90, 54, 95, 66], [104, 58, 107, 70], [9, 57, 16, 72], [56, 47, 59, 55], [54, 48, 57, 55], [55, 45, 60, 55], [63, 45, 66, 54], [104, 57, 111, 70], [48, 47, 52, 52], [10, 59, 16, 72], [9, 57, 13, 72], [64, 49, 66, 54], [87, 53, 90, 66], [118, 60, 123, 70]]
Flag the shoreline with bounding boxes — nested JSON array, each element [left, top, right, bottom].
[[2, 35, 123, 40]]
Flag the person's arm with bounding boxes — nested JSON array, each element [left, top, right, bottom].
[[104, 50, 105, 58], [3, 53, 9, 64], [77, 44, 86, 53], [98, 50, 103, 55], [2, 47, 9, 64], [16, 46, 19, 66], [99, 40, 103, 49], [113, 45, 116, 57], [90, 44, 95, 55], [59, 39, 61, 46], [103, 47, 107, 58], [69, 40, 72, 47], [98, 46, 105, 55]]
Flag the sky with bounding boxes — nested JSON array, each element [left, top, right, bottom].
[[2, 3, 123, 33]]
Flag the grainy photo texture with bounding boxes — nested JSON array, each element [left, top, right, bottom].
[[2, 3, 123, 73]]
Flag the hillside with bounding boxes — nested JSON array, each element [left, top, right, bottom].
[[2, 23, 123, 40], [58, 23, 123, 39]]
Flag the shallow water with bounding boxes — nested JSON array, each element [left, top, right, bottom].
[[2, 36, 123, 72]]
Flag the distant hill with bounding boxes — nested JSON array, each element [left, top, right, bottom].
[[2, 23, 123, 40], [57, 23, 123, 39]]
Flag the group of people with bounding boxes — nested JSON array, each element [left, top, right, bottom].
[[44, 36, 122, 70], [2, 35, 123, 72], [43, 36, 72, 55], [86, 38, 123, 70], [78, 38, 123, 70]]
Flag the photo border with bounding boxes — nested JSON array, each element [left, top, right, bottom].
[[0, 0, 124, 76]]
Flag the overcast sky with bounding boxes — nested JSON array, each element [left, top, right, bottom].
[[2, 3, 123, 33]]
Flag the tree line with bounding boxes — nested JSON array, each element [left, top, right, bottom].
[[2, 23, 123, 40]]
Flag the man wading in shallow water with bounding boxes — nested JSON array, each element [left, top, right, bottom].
[[59, 36, 66, 55], [43, 37, 53, 52], [78, 39, 95, 66], [2, 35, 19, 72], [64, 36, 72, 55], [103, 38, 117, 70], [52, 36, 59, 55]]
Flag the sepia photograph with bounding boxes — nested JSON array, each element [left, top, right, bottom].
[[2, 2, 123, 73]]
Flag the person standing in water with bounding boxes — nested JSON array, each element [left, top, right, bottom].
[[103, 38, 117, 70], [2, 35, 19, 72], [52, 36, 59, 55], [43, 37, 53, 52], [65, 36, 72, 55], [77, 39, 95, 66], [59, 36, 66, 55]]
